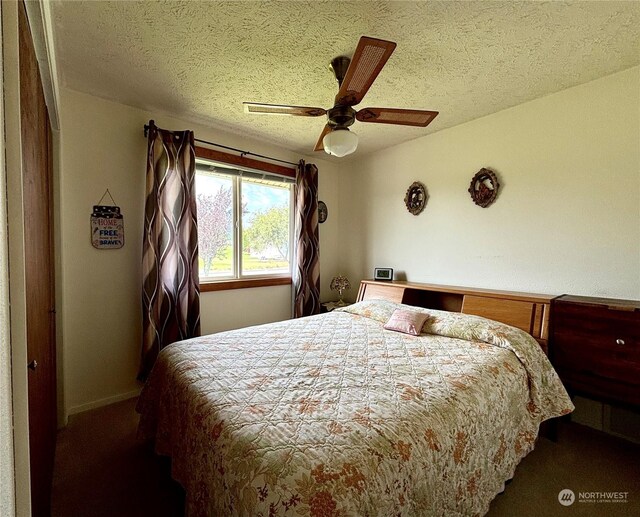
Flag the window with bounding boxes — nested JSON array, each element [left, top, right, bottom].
[[194, 155, 294, 288]]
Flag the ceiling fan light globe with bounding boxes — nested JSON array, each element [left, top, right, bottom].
[[323, 129, 358, 157]]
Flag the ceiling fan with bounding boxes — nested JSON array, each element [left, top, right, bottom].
[[244, 36, 439, 157]]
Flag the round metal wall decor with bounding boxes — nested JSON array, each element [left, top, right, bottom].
[[404, 181, 428, 215], [318, 201, 328, 223], [468, 168, 500, 208]]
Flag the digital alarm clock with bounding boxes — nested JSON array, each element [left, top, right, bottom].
[[374, 268, 393, 281]]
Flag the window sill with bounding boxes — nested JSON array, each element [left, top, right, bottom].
[[200, 276, 292, 292]]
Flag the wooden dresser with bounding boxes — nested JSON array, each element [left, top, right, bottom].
[[552, 294, 640, 409], [357, 280, 554, 353]]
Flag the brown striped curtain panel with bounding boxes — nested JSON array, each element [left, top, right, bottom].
[[293, 160, 320, 317], [139, 124, 201, 380]]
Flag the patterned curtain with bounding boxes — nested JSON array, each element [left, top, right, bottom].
[[293, 160, 320, 317], [138, 123, 201, 380]]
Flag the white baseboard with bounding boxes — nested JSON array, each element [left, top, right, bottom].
[[66, 389, 141, 418]]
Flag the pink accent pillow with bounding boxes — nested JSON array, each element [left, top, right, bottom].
[[383, 309, 429, 336]]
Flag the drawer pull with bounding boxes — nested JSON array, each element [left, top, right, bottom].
[[615, 338, 625, 346]]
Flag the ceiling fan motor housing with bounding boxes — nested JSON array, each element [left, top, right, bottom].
[[327, 105, 356, 129]]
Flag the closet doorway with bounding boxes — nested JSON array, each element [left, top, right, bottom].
[[19, 2, 57, 515]]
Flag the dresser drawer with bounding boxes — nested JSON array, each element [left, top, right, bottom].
[[554, 334, 640, 386], [553, 301, 639, 347], [554, 319, 640, 363], [556, 370, 640, 408], [552, 294, 640, 408]]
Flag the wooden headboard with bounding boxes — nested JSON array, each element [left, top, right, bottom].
[[357, 280, 555, 353]]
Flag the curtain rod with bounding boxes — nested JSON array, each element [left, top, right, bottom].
[[143, 121, 298, 167]]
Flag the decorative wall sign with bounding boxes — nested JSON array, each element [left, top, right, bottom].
[[404, 181, 428, 215], [468, 168, 500, 208], [318, 200, 328, 223], [91, 190, 124, 249]]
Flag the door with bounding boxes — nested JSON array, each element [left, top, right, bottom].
[[19, 2, 57, 515]]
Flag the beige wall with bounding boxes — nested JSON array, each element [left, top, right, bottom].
[[58, 88, 341, 418], [340, 66, 640, 301]]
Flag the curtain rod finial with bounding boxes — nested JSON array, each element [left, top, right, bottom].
[[144, 119, 156, 138]]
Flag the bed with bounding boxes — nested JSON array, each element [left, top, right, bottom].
[[137, 285, 573, 517]]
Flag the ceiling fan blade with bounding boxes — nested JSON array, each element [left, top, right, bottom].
[[314, 124, 332, 152], [244, 102, 326, 117], [335, 37, 396, 107], [356, 107, 439, 127]]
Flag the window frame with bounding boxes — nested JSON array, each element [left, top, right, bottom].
[[194, 146, 296, 291]]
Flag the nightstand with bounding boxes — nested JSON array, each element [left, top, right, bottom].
[[321, 301, 352, 313], [552, 294, 640, 409]]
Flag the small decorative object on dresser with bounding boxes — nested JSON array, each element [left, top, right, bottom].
[[552, 294, 640, 409], [468, 168, 499, 208], [404, 181, 427, 215], [329, 275, 351, 305], [374, 268, 394, 281]]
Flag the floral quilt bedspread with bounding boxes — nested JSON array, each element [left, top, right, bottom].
[[137, 300, 573, 517]]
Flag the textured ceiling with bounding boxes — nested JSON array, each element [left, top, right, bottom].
[[50, 1, 640, 159]]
